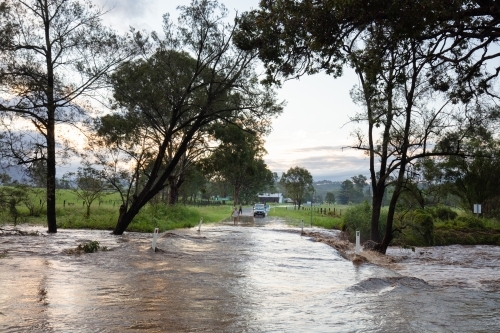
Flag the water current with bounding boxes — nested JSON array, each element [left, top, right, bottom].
[[1, 217, 499, 332]]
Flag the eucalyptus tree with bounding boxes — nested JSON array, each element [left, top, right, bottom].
[[65, 165, 108, 218], [280, 167, 314, 209], [204, 123, 273, 205], [96, 0, 282, 234], [325, 192, 336, 204], [236, 0, 500, 96], [338, 180, 355, 205], [177, 164, 207, 204], [431, 133, 500, 217], [0, 0, 135, 233], [235, 0, 498, 253]]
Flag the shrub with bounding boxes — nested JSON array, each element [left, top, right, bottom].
[[66, 240, 108, 255], [433, 206, 458, 221], [79, 240, 102, 253], [343, 202, 371, 241], [411, 210, 435, 246], [342, 202, 386, 242], [395, 209, 435, 246], [456, 215, 485, 230]]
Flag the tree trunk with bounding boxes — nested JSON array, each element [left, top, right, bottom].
[[379, 61, 416, 253], [114, 200, 143, 234], [168, 176, 177, 205], [233, 184, 240, 206], [45, 81, 57, 233], [370, 186, 384, 242], [44, 5, 57, 233], [379, 181, 404, 253], [113, 122, 201, 234], [46, 117, 57, 233], [168, 175, 185, 205]]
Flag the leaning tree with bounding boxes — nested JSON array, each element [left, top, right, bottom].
[[95, 0, 283, 234]]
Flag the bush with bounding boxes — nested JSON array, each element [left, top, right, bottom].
[[66, 240, 108, 255], [343, 202, 386, 242], [432, 206, 457, 221], [394, 209, 435, 246], [411, 210, 435, 246], [456, 215, 485, 230], [79, 240, 102, 253]]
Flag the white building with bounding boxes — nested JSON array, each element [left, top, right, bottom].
[[257, 193, 284, 203]]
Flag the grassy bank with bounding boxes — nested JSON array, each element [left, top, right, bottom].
[[0, 189, 233, 233], [340, 203, 500, 247], [3, 192, 500, 248], [268, 204, 346, 229]]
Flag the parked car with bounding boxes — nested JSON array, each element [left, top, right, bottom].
[[253, 203, 266, 217]]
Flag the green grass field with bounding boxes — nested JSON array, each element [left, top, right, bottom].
[[0, 189, 234, 233], [267, 204, 348, 229], [3, 189, 500, 247], [1, 189, 347, 233]]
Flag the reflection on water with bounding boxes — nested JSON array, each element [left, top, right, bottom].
[[1, 218, 500, 332]]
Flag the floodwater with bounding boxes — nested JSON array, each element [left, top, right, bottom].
[[1, 217, 499, 332]]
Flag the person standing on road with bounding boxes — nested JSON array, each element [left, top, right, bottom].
[[232, 207, 239, 225], [238, 205, 242, 215]]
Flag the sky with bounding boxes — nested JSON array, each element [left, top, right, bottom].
[[96, 0, 370, 182]]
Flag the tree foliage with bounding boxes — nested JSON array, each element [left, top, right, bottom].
[[66, 165, 108, 218], [204, 123, 273, 205], [236, 0, 500, 96], [430, 135, 500, 218], [280, 166, 314, 209], [235, 0, 500, 253], [94, 0, 282, 234], [338, 176, 368, 204], [325, 191, 335, 204]]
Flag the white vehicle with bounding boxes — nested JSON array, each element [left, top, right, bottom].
[[253, 203, 266, 217]]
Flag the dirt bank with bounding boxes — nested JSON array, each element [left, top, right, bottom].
[[303, 230, 398, 269]]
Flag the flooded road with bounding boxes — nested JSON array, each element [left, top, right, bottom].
[[1, 218, 499, 332]]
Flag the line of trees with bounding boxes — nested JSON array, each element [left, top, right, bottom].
[[2, 0, 500, 244], [0, 0, 283, 234]]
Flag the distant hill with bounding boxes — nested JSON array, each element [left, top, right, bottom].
[[314, 180, 342, 190], [313, 180, 343, 198]]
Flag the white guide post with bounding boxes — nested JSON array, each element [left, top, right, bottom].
[[198, 217, 203, 232], [355, 231, 361, 255], [152, 227, 159, 252]]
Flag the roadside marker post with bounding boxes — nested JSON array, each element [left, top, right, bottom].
[[152, 227, 159, 252], [198, 217, 203, 232], [355, 231, 361, 255]]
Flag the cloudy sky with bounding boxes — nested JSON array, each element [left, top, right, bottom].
[[97, 0, 369, 181]]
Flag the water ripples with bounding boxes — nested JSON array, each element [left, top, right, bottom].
[[1, 220, 499, 332]]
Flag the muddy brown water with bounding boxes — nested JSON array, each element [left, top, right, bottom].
[[1, 217, 499, 332]]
